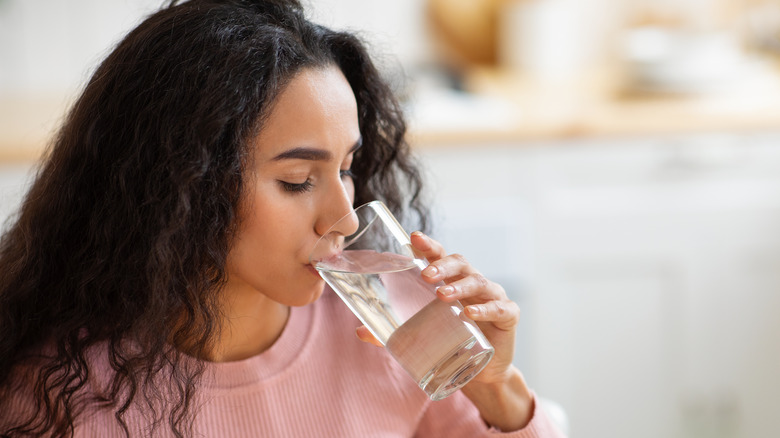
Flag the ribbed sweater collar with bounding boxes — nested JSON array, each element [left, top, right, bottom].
[[199, 300, 317, 390]]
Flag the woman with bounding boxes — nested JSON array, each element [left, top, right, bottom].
[[0, 1, 566, 436]]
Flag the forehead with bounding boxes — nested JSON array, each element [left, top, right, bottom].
[[250, 66, 360, 161]]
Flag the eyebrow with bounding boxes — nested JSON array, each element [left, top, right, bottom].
[[271, 137, 363, 162]]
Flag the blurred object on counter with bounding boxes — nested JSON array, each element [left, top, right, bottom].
[[624, 0, 744, 32], [616, 0, 780, 96], [498, 0, 590, 80], [742, 0, 780, 57], [426, 0, 506, 68], [619, 27, 762, 94], [427, 0, 611, 81]]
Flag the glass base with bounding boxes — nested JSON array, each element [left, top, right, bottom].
[[419, 337, 495, 401]]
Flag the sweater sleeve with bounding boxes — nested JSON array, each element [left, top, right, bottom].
[[414, 390, 567, 438]]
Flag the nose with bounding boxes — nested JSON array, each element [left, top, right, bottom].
[[314, 180, 359, 238]]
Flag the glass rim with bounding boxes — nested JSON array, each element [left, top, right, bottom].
[[309, 200, 410, 266]]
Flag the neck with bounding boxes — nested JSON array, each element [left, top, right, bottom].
[[209, 285, 291, 362]]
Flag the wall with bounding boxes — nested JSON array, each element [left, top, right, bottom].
[[0, 0, 426, 97], [0, 0, 746, 96]]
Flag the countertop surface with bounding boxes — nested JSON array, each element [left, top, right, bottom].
[[409, 63, 780, 147], [4, 64, 780, 163]]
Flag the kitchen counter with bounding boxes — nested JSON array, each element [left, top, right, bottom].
[[4, 64, 780, 163], [410, 63, 780, 147]]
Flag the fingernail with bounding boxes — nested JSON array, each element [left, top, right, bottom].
[[412, 231, 429, 242], [467, 305, 482, 316], [438, 285, 454, 297], [422, 265, 438, 278]]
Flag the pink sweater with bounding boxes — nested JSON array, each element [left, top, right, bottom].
[[7, 288, 566, 437]]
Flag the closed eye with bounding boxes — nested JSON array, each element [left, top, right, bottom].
[[279, 179, 313, 193]]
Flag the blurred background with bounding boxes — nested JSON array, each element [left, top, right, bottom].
[[2, 1, 780, 437]]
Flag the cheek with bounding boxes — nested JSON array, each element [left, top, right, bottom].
[[232, 193, 292, 258]]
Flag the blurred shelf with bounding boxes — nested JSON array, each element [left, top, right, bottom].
[[411, 63, 780, 147], [5, 64, 780, 163]]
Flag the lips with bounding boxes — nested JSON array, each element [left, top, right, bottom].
[[310, 234, 345, 268]]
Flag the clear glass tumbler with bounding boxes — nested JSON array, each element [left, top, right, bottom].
[[310, 200, 494, 400]]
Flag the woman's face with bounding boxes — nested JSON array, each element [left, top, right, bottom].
[[225, 66, 361, 306]]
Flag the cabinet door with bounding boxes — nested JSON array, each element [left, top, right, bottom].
[[419, 132, 780, 438], [529, 134, 780, 438], [536, 257, 680, 438]]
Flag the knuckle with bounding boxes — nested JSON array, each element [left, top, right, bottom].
[[494, 301, 508, 317], [490, 300, 521, 323], [451, 253, 468, 265], [435, 262, 451, 277], [471, 273, 490, 289]]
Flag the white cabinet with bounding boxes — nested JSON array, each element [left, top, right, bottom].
[[418, 131, 780, 438]]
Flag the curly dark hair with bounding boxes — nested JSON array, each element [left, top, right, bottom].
[[0, 0, 427, 436]]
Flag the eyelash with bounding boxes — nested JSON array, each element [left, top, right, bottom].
[[279, 170, 355, 194], [280, 179, 313, 193]]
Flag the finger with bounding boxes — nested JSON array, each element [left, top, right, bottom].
[[436, 272, 505, 303], [464, 300, 521, 331], [410, 231, 446, 262], [356, 325, 383, 347], [421, 253, 478, 284]]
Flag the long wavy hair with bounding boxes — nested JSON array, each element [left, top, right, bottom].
[[0, 0, 427, 436]]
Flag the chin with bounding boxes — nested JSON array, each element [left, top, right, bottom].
[[290, 280, 326, 307]]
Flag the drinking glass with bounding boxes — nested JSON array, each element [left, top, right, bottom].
[[310, 200, 494, 400]]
